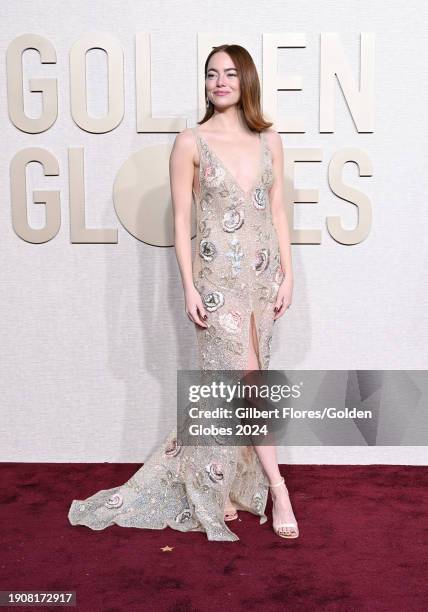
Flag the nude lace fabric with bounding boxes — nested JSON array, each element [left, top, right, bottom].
[[68, 126, 284, 542]]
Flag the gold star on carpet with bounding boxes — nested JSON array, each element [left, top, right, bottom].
[[160, 545, 174, 552]]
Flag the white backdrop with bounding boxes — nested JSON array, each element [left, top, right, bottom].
[[1, 0, 427, 463]]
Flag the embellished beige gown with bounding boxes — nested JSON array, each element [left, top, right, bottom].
[[68, 126, 284, 542]]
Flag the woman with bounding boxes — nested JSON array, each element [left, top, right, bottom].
[[68, 44, 298, 542]]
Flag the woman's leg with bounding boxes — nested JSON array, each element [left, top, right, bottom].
[[245, 314, 298, 531]]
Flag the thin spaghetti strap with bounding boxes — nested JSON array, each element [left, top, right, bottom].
[[192, 126, 202, 153], [259, 130, 265, 152], [192, 126, 203, 204], [193, 125, 204, 153], [260, 130, 270, 158]]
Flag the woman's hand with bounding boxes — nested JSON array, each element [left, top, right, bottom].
[[184, 285, 208, 328], [274, 275, 293, 320]]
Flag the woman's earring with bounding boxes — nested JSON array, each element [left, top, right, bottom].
[[206, 95, 210, 108]]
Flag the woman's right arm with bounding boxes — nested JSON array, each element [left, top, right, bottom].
[[169, 129, 208, 328]]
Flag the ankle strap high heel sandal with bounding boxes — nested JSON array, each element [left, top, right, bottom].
[[269, 476, 299, 539], [224, 508, 238, 522], [224, 500, 238, 522]]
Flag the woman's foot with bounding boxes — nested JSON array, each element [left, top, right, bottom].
[[269, 476, 299, 538], [224, 495, 238, 522]]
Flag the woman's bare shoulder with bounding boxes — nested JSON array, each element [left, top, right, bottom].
[[172, 127, 197, 158], [177, 127, 197, 143], [263, 128, 282, 146]]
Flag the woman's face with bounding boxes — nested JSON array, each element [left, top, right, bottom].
[[206, 51, 240, 108]]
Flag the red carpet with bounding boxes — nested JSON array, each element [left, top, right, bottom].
[[1, 463, 427, 611]]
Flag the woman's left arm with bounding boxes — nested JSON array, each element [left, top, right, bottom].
[[268, 130, 293, 320]]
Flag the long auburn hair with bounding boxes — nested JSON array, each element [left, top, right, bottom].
[[197, 44, 273, 133]]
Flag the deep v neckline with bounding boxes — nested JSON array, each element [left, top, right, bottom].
[[196, 127, 264, 199]]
